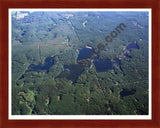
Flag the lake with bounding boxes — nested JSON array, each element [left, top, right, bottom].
[[57, 64, 84, 83], [77, 48, 113, 72], [26, 56, 54, 72], [93, 59, 113, 72], [77, 48, 93, 61], [57, 47, 114, 82]]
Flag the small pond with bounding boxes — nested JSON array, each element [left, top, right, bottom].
[[124, 43, 139, 58], [126, 43, 139, 51], [120, 88, 136, 99]]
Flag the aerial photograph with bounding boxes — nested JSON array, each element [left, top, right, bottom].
[[10, 10, 150, 116]]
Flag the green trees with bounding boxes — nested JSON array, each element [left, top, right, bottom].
[[11, 11, 149, 115]]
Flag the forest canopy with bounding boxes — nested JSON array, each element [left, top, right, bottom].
[[11, 10, 149, 116]]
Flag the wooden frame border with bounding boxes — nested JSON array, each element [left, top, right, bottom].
[[0, 0, 160, 128]]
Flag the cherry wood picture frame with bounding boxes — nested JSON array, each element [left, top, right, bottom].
[[0, 0, 160, 128]]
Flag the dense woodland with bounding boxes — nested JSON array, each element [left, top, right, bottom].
[[12, 11, 149, 115]]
